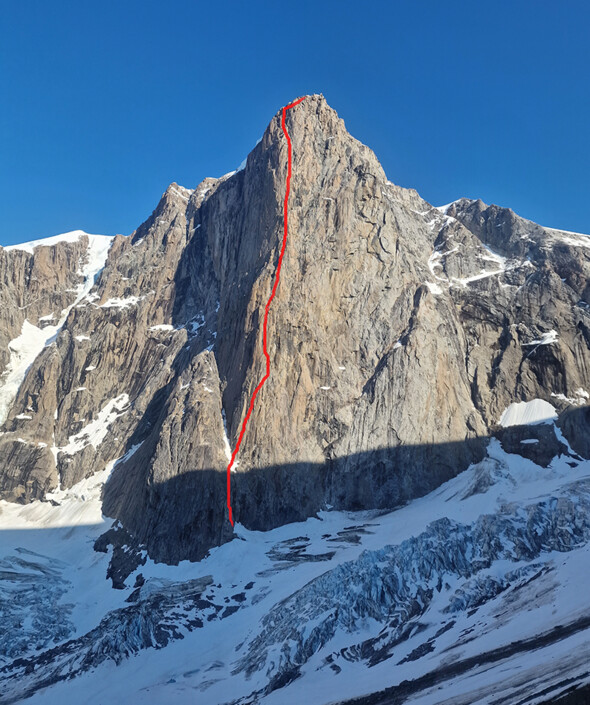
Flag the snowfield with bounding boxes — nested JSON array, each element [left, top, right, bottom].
[[0, 424, 589, 704]]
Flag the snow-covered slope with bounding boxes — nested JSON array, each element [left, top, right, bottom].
[[1, 420, 589, 705], [3, 230, 112, 257]]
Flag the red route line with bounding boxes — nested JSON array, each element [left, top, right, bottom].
[[226, 96, 306, 526]]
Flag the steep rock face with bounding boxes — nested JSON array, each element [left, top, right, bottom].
[[0, 237, 87, 376], [103, 350, 233, 562], [0, 95, 589, 564], [106, 95, 497, 559], [215, 100, 489, 519], [442, 197, 590, 424], [0, 233, 112, 499]]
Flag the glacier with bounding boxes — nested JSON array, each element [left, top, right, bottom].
[[0, 430, 589, 704]]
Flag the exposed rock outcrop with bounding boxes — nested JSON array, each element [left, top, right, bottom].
[[0, 95, 588, 563]]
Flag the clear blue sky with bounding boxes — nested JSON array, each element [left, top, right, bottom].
[[1, 0, 589, 246]]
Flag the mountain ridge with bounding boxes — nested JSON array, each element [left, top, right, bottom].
[[0, 94, 589, 705], [0, 94, 588, 564]]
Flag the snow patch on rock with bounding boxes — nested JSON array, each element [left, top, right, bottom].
[[100, 296, 141, 309], [523, 330, 559, 347], [499, 399, 558, 427], [54, 394, 130, 458]]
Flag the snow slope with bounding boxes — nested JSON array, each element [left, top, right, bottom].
[[3, 230, 111, 257], [1, 421, 589, 705]]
